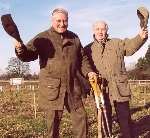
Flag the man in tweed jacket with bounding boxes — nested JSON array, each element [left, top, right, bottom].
[[84, 20, 148, 138]]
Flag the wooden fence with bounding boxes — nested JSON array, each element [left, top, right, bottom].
[[0, 80, 150, 92], [0, 80, 39, 92], [0, 79, 150, 92], [0, 79, 150, 118]]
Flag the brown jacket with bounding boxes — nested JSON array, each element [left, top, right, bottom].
[[84, 35, 146, 103], [16, 27, 92, 110]]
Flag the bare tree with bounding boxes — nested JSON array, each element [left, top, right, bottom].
[[6, 57, 30, 78], [145, 44, 150, 65]]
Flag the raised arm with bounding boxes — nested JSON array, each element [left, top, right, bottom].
[[123, 27, 148, 56]]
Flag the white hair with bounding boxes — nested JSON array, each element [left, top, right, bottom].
[[93, 20, 109, 31], [52, 8, 68, 17]]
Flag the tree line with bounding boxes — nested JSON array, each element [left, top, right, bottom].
[[128, 44, 150, 80]]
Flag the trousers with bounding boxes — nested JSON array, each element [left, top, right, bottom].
[[114, 101, 132, 138], [45, 93, 88, 138]]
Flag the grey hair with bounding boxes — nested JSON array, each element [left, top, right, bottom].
[[93, 20, 109, 31], [52, 8, 68, 17]]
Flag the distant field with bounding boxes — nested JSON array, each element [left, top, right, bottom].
[[0, 85, 150, 137]]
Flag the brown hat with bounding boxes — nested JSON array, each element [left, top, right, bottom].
[[137, 6, 149, 28]]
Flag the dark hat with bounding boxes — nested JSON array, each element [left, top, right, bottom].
[[137, 7, 149, 28], [1, 14, 22, 42]]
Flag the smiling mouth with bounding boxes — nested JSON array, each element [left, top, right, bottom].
[[59, 27, 66, 29]]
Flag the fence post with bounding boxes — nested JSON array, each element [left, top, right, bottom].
[[33, 91, 37, 119]]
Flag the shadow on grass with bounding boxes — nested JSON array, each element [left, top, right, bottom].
[[130, 102, 150, 114], [130, 102, 150, 138], [132, 115, 150, 138], [112, 102, 150, 138]]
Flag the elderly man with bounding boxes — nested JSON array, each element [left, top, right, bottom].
[[84, 21, 148, 138], [10, 8, 96, 138]]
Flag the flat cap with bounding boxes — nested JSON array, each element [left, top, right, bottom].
[[137, 6, 149, 28]]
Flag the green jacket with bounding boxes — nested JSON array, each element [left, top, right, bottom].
[[16, 27, 92, 110]]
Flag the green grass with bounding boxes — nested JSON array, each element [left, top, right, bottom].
[[0, 86, 150, 137]]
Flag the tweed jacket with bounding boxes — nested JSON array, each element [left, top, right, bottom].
[[84, 35, 146, 103]]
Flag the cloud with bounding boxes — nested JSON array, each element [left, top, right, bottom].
[[0, 0, 150, 72], [0, 1, 11, 15]]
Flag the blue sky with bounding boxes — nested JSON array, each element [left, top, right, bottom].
[[0, 0, 150, 74]]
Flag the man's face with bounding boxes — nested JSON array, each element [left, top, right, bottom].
[[52, 12, 68, 33], [93, 23, 108, 42]]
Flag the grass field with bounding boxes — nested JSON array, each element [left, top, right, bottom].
[[0, 85, 150, 138]]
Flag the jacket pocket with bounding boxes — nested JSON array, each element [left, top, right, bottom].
[[117, 74, 128, 83], [46, 78, 61, 101], [117, 82, 131, 97], [116, 74, 131, 97]]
